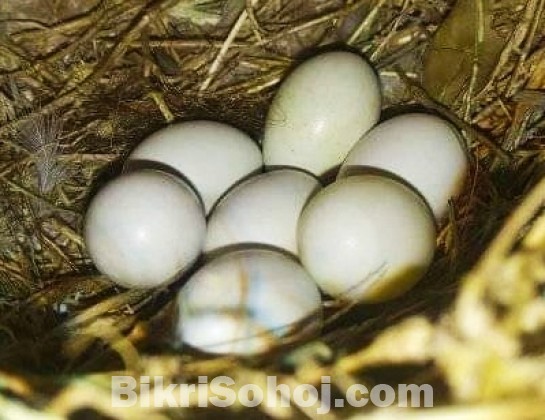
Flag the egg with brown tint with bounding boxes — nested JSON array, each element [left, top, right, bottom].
[[298, 175, 436, 303]]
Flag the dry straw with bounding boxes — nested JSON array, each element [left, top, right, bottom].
[[0, 0, 544, 418]]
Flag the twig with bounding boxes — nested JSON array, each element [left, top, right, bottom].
[[506, 0, 545, 97], [476, 175, 545, 275], [394, 68, 512, 163], [199, 0, 259, 91], [0, 0, 168, 145], [246, 0, 265, 43], [0, 175, 78, 215], [8, 0, 107, 37], [0, 2, 135, 85], [147, 91, 174, 122], [257, 6, 358, 47], [369, 0, 409, 62], [475, 0, 541, 100], [347, 0, 388, 46], [462, 0, 485, 121], [137, 38, 250, 48], [0, 37, 59, 86], [40, 233, 77, 271]]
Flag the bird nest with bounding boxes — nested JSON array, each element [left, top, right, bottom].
[[0, 0, 545, 418]]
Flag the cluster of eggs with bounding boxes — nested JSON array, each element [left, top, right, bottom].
[[84, 51, 469, 356]]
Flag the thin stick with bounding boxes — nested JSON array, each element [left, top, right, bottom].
[[347, 0, 387, 46], [506, 0, 545, 96], [0, 175, 77, 215], [200, 0, 259, 91], [474, 0, 541, 100], [462, 0, 485, 121], [394, 68, 511, 163], [0, 0, 168, 143], [476, 175, 545, 275]]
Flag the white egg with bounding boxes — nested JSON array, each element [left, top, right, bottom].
[[262, 51, 381, 177], [176, 249, 323, 355], [298, 175, 436, 303], [205, 169, 321, 255], [84, 170, 206, 289], [126, 120, 262, 214], [339, 113, 469, 220]]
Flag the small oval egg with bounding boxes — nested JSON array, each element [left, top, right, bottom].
[[205, 169, 321, 256], [176, 249, 323, 355], [84, 170, 206, 289], [263, 51, 381, 178], [338, 113, 469, 220], [298, 175, 436, 303], [126, 120, 262, 214]]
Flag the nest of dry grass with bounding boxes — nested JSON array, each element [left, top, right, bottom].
[[0, 0, 544, 418]]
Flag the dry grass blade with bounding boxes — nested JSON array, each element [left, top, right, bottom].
[[0, 0, 544, 418]]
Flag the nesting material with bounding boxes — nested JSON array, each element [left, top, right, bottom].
[[0, 0, 543, 417]]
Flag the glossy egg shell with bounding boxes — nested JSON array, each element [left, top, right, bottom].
[[298, 175, 436, 303], [263, 51, 381, 177], [205, 169, 321, 256], [339, 113, 469, 220], [176, 249, 323, 355], [84, 170, 206, 288], [126, 120, 262, 214]]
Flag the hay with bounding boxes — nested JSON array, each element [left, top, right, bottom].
[[0, 0, 544, 418]]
